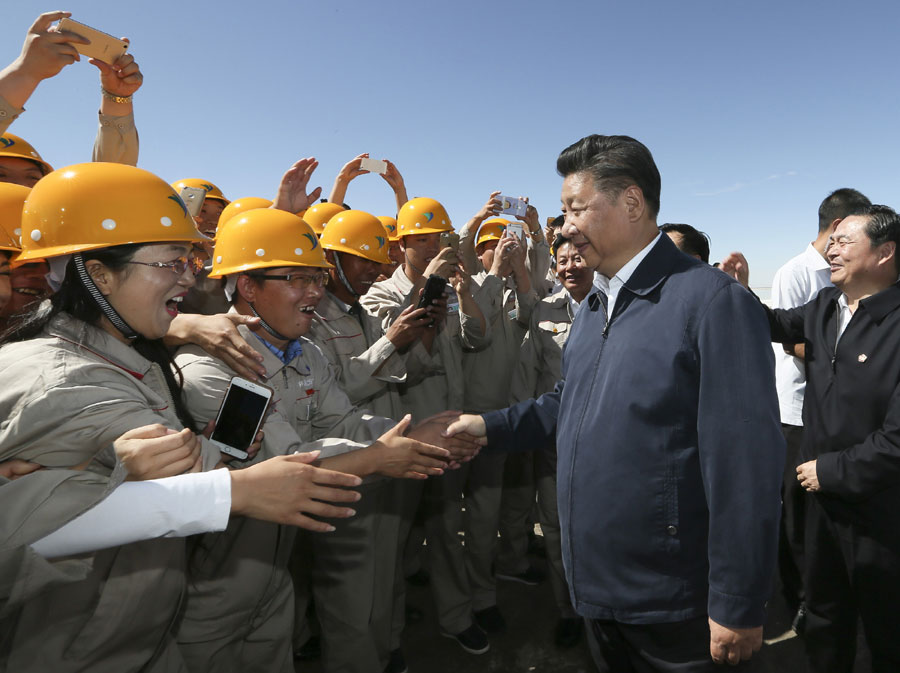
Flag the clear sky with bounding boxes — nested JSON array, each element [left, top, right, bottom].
[[4, 1, 899, 293]]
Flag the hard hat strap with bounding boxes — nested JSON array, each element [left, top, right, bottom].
[[248, 302, 293, 343], [333, 251, 358, 299], [73, 253, 140, 341]]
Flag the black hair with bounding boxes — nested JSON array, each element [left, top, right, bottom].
[[552, 233, 572, 258], [659, 223, 711, 263], [860, 205, 900, 273], [0, 244, 199, 431], [550, 214, 565, 230], [818, 188, 871, 233], [556, 134, 661, 218]]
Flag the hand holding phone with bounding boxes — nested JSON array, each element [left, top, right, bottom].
[[498, 195, 528, 219], [179, 187, 207, 218], [210, 377, 273, 460], [506, 221, 525, 241], [56, 18, 128, 64]]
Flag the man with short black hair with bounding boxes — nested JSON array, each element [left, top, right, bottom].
[[659, 222, 710, 263], [723, 204, 900, 672], [448, 134, 784, 670], [768, 187, 870, 625]]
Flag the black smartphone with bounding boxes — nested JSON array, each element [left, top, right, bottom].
[[416, 274, 447, 327], [209, 377, 273, 460]]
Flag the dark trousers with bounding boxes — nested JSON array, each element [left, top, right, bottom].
[[803, 497, 900, 673], [586, 616, 760, 673], [779, 423, 806, 611]]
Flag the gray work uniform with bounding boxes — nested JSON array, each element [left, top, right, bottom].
[[507, 288, 578, 618], [361, 265, 494, 636], [0, 313, 219, 673], [175, 318, 387, 673]]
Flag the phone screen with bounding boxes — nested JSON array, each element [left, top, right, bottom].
[[211, 384, 269, 451]]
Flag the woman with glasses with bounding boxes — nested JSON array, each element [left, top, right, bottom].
[[0, 162, 363, 673]]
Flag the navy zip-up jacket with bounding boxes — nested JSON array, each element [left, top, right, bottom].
[[483, 234, 784, 627]]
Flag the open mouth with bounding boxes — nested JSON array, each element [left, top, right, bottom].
[[298, 305, 316, 314], [13, 287, 46, 297], [165, 294, 184, 317]]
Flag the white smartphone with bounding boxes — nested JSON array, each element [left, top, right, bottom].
[[56, 18, 128, 64], [506, 221, 525, 241], [359, 157, 387, 175], [179, 187, 207, 218], [209, 377, 273, 460], [498, 195, 528, 218]]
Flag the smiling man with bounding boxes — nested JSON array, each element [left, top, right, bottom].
[[447, 134, 785, 671], [722, 205, 900, 672]]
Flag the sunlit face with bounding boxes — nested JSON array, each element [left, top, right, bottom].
[[388, 240, 403, 266], [0, 261, 51, 320], [0, 157, 44, 187], [476, 239, 499, 271], [332, 252, 382, 297], [240, 266, 326, 339], [94, 243, 195, 341], [400, 233, 440, 273], [560, 172, 634, 276], [555, 241, 593, 297], [197, 198, 226, 237], [826, 216, 891, 292], [0, 252, 11, 310]]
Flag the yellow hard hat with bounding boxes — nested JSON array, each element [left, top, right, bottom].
[[303, 202, 346, 235], [320, 210, 391, 265], [217, 197, 273, 232], [210, 208, 332, 278], [397, 197, 451, 236], [170, 178, 230, 204], [0, 133, 53, 176], [377, 215, 400, 242], [476, 217, 509, 248], [15, 162, 208, 264], [0, 182, 28, 252]]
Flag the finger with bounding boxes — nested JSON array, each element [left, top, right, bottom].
[[284, 512, 337, 532], [300, 498, 358, 519], [402, 470, 429, 480], [308, 186, 323, 202], [392, 414, 412, 436], [409, 463, 444, 476], [31, 11, 71, 33], [116, 61, 140, 78], [89, 58, 113, 73], [111, 52, 135, 69], [118, 423, 172, 440], [286, 460, 363, 487], [188, 456, 203, 473], [290, 450, 321, 463], [308, 484, 363, 504], [726, 647, 740, 665], [411, 443, 451, 460], [49, 29, 90, 45], [10, 460, 44, 478], [202, 420, 215, 439]]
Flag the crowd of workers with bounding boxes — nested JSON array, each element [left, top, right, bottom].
[[0, 11, 897, 673]]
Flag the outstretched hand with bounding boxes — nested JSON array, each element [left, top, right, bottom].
[[410, 410, 483, 464], [370, 415, 451, 479], [719, 252, 750, 288], [92, 43, 143, 98]]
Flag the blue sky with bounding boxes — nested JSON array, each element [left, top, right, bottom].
[[5, 1, 899, 293]]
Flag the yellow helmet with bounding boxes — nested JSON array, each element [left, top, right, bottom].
[[0, 133, 53, 175], [217, 197, 273, 232], [15, 162, 208, 264], [0, 182, 28, 253], [210, 208, 332, 278], [170, 178, 230, 204], [397, 197, 451, 236], [475, 217, 509, 248], [377, 215, 400, 242], [320, 210, 391, 265], [303, 202, 345, 235]]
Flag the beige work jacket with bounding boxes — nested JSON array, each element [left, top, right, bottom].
[[0, 313, 218, 673], [462, 272, 538, 413], [510, 288, 576, 405], [173, 318, 395, 643], [360, 265, 492, 422]]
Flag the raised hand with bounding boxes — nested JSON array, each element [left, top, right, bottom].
[[273, 157, 323, 213]]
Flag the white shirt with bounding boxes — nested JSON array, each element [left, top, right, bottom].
[[770, 243, 832, 426], [31, 468, 232, 559], [836, 294, 853, 346], [594, 233, 661, 321]]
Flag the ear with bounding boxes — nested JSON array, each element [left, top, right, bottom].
[[324, 250, 336, 265], [622, 185, 646, 222], [878, 241, 896, 268], [236, 274, 258, 303], [84, 259, 115, 297], [830, 218, 842, 233]]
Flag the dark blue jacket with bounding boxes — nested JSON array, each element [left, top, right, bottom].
[[483, 235, 784, 627]]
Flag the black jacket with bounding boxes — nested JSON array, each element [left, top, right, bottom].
[[766, 283, 900, 537]]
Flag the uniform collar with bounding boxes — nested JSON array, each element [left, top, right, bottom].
[[856, 281, 900, 323], [48, 312, 154, 379]]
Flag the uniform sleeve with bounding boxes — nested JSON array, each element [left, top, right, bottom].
[[458, 276, 492, 351], [510, 315, 540, 405], [315, 328, 406, 406], [0, 95, 23, 135], [92, 112, 139, 165], [816, 381, 900, 499], [696, 282, 785, 628], [458, 224, 482, 276], [360, 281, 409, 332], [526, 234, 552, 296]]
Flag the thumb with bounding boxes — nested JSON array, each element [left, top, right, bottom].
[[118, 423, 171, 440], [392, 414, 412, 437], [202, 419, 215, 439], [228, 313, 262, 327], [89, 58, 112, 73]]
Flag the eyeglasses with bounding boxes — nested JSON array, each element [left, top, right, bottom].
[[128, 255, 205, 276], [246, 271, 328, 289]]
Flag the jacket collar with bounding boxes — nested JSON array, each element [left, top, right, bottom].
[[857, 281, 900, 323], [585, 234, 681, 312], [48, 312, 153, 379]]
